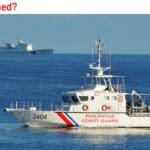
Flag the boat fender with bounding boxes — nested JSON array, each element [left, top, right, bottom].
[[118, 95, 123, 103], [101, 105, 108, 111], [82, 105, 88, 111]]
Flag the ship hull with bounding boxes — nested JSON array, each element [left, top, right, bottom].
[[0, 48, 27, 54], [8, 110, 150, 128], [0, 48, 54, 54], [29, 49, 54, 55]]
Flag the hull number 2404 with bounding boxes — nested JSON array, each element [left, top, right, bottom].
[[32, 114, 47, 120]]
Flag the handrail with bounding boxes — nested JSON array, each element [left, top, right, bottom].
[[9, 101, 42, 111], [6, 101, 70, 112]]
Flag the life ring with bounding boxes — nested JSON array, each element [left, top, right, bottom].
[[118, 95, 123, 103], [82, 105, 88, 111], [101, 105, 108, 111]]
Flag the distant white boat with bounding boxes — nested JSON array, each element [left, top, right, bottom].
[[0, 36, 54, 54]]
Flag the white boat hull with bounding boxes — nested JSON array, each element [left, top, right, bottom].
[[9, 110, 150, 128]]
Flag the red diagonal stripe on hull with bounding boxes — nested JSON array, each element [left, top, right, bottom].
[[56, 112, 73, 127]]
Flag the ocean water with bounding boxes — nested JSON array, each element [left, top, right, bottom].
[[1, 53, 150, 150]]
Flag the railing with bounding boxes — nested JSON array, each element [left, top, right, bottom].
[[9, 101, 42, 111], [6, 101, 70, 112], [113, 84, 125, 93]]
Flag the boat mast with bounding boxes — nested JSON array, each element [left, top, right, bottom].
[[88, 36, 112, 88], [97, 36, 102, 68], [89, 36, 110, 76]]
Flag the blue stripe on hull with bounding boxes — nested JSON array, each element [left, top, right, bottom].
[[64, 112, 79, 126]]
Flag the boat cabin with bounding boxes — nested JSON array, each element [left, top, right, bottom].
[[62, 74, 127, 113]]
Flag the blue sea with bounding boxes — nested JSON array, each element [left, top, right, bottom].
[[1, 53, 150, 150]]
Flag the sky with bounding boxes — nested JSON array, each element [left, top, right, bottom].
[[0, 15, 150, 54]]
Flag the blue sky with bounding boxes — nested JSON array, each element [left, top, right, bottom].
[[0, 15, 150, 54]]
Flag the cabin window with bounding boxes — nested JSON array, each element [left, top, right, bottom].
[[71, 96, 79, 104], [91, 96, 94, 100], [79, 96, 88, 101], [62, 95, 71, 103]]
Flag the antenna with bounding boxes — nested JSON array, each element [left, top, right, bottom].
[[91, 45, 94, 65], [90, 44, 94, 84], [109, 49, 112, 75]]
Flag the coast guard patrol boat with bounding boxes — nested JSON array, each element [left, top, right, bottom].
[[5, 37, 150, 128]]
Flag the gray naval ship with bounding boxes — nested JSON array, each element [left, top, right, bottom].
[[0, 36, 54, 54]]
